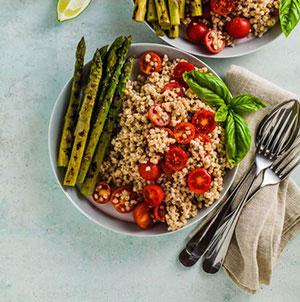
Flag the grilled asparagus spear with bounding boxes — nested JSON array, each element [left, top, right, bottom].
[[179, 0, 185, 19], [147, 0, 157, 22], [99, 45, 108, 59], [168, 0, 180, 26], [191, 0, 202, 17], [97, 36, 126, 106], [149, 21, 165, 36], [155, 0, 171, 29], [63, 50, 103, 186], [77, 36, 132, 184], [168, 25, 180, 38], [80, 57, 134, 197], [57, 37, 86, 167], [132, 0, 148, 22]]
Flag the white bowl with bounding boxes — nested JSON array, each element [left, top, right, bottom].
[[48, 43, 237, 236], [146, 22, 282, 58]]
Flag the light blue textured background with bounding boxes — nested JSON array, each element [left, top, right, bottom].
[[1, 1, 300, 301]]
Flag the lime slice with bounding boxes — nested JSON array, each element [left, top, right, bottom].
[[57, 0, 92, 22]]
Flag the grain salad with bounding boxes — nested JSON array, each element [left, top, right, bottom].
[[185, 0, 280, 53], [208, 0, 279, 46], [132, 0, 282, 55], [97, 53, 232, 231]]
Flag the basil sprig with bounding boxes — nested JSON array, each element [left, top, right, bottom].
[[183, 71, 266, 166], [280, 0, 300, 37]]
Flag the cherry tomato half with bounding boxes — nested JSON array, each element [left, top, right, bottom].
[[92, 182, 111, 204], [210, 0, 235, 16], [161, 81, 185, 97], [162, 127, 174, 138], [192, 109, 216, 135], [161, 160, 175, 178], [138, 162, 161, 181], [139, 51, 162, 75], [165, 146, 188, 171], [133, 202, 154, 230], [204, 30, 225, 54], [188, 168, 212, 194], [153, 204, 166, 223], [186, 21, 209, 44], [173, 61, 195, 85], [174, 122, 196, 144], [111, 187, 136, 213], [226, 17, 251, 39], [196, 133, 211, 144], [148, 105, 170, 127], [143, 184, 164, 208]]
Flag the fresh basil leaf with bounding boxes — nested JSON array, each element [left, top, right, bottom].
[[215, 105, 228, 122], [225, 112, 236, 165], [229, 95, 267, 114], [233, 113, 252, 164], [189, 70, 232, 103], [183, 72, 226, 107], [280, 0, 300, 37], [225, 111, 252, 166]]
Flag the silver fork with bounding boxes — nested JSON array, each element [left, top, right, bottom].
[[202, 140, 300, 273], [179, 100, 300, 267], [202, 103, 300, 273], [243, 137, 300, 206]]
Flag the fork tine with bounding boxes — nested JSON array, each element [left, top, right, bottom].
[[272, 142, 300, 175], [276, 151, 300, 175], [263, 109, 292, 155], [274, 102, 300, 155], [281, 157, 300, 179], [257, 109, 284, 151], [256, 99, 298, 141], [259, 108, 291, 155], [271, 111, 298, 156]]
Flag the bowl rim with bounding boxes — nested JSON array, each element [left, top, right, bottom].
[[145, 22, 283, 59], [48, 42, 238, 237]]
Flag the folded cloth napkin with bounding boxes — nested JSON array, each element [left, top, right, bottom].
[[197, 65, 300, 294]]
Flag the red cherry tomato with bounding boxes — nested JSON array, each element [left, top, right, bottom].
[[165, 146, 188, 171], [188, 168, 212, 194], [204, 30, 225, 54], [192, 109, 216, 135], [143, 184, 164, 208], [196, 133, 211, 143], [148, 105, 170, 127], [226, 17, 251, 39], [162, 127, 174, 138], [161, 160, 175, 178], [138, 162, 161, 181], [173, 62, 195, 85], [111, 187, 136, 213], [133, 202, 154, 230], [210, 0, 235, 16], [153, 204, 166, 223], [174, 122, 196, 144], [186, 21, 209, 44], [92, 182, 111, 204], [139, 51, 162, 75], [161, 81, 185, 97]]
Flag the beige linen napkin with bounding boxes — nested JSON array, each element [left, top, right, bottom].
[[198, 65, 300, 294]]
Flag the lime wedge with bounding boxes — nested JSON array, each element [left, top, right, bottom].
[[57, 0, 92, 22]]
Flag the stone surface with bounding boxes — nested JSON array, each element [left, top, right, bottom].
[[0, 1, 299, 301]]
